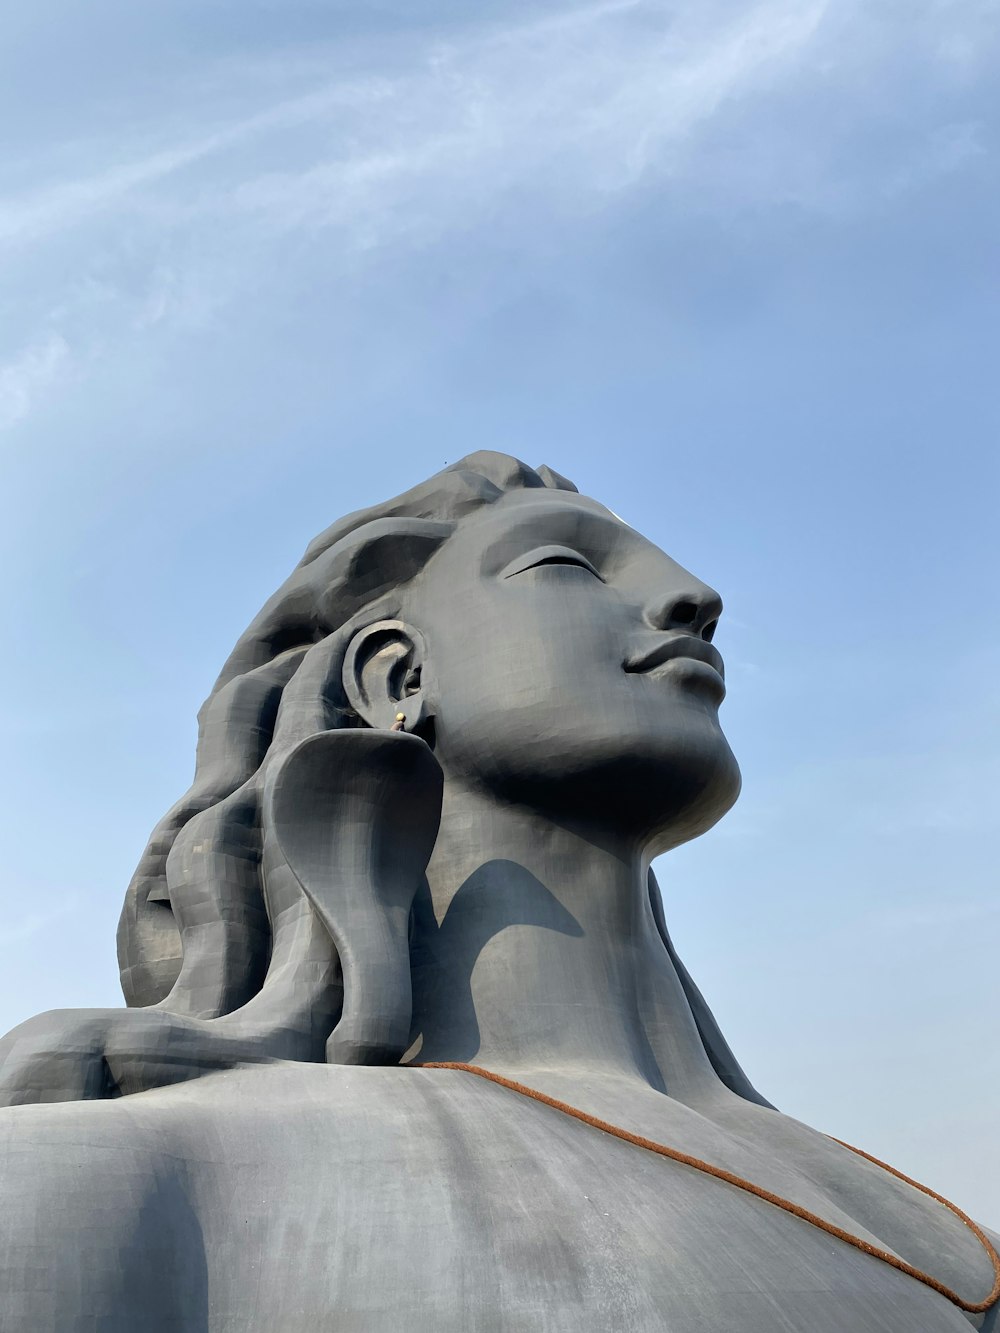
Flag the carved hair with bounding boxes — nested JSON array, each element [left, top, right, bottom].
[[117, 452, 578, 1014]]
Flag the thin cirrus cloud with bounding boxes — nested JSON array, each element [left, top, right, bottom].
[[0, 1, 831, 248], [0, 334, 72, 432], [0, 0, 994, 432], [0, 0, 834, 429]]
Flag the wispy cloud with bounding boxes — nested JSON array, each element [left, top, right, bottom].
[[0, 79, 395, 248], [0, 0, 994, 427], [0, 0, 829, 425], [0, 335, 72, 432], [0, 1, 830, 251]]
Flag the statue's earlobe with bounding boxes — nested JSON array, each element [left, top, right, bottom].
[[343, 620, 434, 737]]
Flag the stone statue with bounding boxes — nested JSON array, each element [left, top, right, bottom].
[[1, 453, 996, 1331]]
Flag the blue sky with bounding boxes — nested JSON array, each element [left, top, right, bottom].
[[1, 1, 998, 1221]]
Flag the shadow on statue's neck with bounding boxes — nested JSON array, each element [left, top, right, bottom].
[[405, 782, 720, 1097]]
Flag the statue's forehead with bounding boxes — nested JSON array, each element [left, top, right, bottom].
[[453, 488, 640, 550]]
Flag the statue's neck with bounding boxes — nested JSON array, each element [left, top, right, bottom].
[[407, 780, 720, 1099]]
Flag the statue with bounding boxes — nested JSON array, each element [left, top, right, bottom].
[[1, 452, 996, 1331]]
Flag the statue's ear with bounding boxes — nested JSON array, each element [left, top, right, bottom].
[[343, 620, 433, 735]]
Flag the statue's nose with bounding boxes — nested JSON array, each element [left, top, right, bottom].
[[644, 583, 723, 642]]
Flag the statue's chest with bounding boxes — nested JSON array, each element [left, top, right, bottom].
[[189, 1089, 977, 1333]]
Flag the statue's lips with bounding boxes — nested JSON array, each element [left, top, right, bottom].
[[623, 634, 726, 694]]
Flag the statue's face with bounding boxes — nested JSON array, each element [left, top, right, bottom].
[[409, 489, 740, 853]]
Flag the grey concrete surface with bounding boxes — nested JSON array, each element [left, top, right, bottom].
[[0, 453, 994, 1330]]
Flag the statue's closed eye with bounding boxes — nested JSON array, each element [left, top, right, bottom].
[[500, 545, 604, 581]]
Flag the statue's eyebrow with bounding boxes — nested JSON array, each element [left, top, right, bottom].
[[478, 505, 628, 574]]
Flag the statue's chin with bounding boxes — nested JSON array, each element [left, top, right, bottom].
[[644, 767, 741, 857], [628, 747, 741, 856], [483, 733, 741, 852]]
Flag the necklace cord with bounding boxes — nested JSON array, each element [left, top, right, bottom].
[[412, 1061, 1000, 1314]]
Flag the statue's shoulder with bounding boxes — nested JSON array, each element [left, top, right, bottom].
[[0, 1063, 453, 1330], [0, 1061, 444, 1163], [0, 1062, 482, 1230]]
